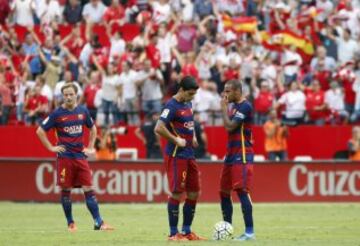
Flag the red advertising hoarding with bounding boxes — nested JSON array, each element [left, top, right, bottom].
[[0, 160, 359, 202]]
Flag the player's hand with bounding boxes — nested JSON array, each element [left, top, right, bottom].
[[83, 147, 95, 155], [220, 95, 228, 110], [175, 137, 186, 147], [50, 145, 66, 153]]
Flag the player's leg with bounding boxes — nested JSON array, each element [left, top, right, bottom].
[[219, 165, 233, 224], [56, 158, 76, 231], [182, 159, 205, 240], [165, 155, 187, 240], [77, 159, 114, 230], [233, 164, 255, 241]]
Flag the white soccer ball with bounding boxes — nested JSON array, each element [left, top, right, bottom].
[[212, 221, 234, 240]]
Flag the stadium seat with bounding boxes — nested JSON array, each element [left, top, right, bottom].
[[293, 156, 313, 161], [115, 148, 138, 160]]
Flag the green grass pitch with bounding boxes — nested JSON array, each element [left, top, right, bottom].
[[0, 202, 359, 246]]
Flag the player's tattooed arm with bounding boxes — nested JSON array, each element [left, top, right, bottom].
[[36, 127, 66, 153], [220, 97, 239, 132], [154, 120, 186, 147]]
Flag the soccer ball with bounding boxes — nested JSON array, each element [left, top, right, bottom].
[[212, 221, 234, 240]]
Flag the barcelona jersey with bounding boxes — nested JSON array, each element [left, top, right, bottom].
[[159, 98, 195, 159], [41, 105, 94, 159], [225, 100, 254, 164]]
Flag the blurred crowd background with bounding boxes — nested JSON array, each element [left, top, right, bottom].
[[0, 0, 359, 128]]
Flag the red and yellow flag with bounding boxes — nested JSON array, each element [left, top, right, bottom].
[[222, 15, 257, 33], [260, 29, 314, 60]]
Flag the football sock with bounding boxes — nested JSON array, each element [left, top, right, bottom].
[[237, 191, 254, 234], [84, 190, 103, 226], [182, 198, 197, 234], [220, 191, 233, 224], [61, 190, 74, 225], [168, 197, 180, 236]]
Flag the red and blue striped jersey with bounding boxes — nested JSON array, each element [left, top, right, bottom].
[[159, 98, 195, 159], [225, 100, 254, 164], [41, 105, 94, 159]]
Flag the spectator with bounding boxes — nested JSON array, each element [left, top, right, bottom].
[[36, 0, 62, 25], [263, 110, 288, 161], [11, 0, 36, 27], [193, 0, 213, 20], [23, 85, 48, 125], [310, 46, 337, 72], [0, 0, 10, 25], [305, 80, 328, 125], [330, 28, 359, 65], [325, 81, 349, 124], [0, 72, 12, 125], [95, 127, 117, 160], [82, 70, 101, 121], [134, 112, 162, 159], [93, 56, 121, 126], [348, 126, 360, 161], [136, 59, 164, 115], [82, 0, 107, 24], [281, 45, 303, 85], [118, 61, 139, 125], [63, 0, 83, 25], [150, 0, 171, 24], [253, 80, 274, 125], [276, 81, 306, 125]]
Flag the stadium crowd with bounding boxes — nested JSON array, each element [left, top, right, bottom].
[[0, 0, 359, 127]]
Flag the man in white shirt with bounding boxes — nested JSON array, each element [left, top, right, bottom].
[[36, 0, 61, 24], [136, 60, 164, 115], [325, 81, 349, 124], [276, 81, 306, 125], [11, 0, 36, 26], [151, 0, 171, 24], [118, 61, 139, 125], [335, 28, 359, 65], [281, 46, 302, 85], [82, 0, 107, 24]]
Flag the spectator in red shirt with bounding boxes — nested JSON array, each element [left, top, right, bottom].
[[103, 0, 125, 29], [306, 80, 328, 125], [82, 70, 101, 121], [0, 72, 12, 125], [253, 80, 274, 125], [24, 85, 48, 125], [0, 0, 10, 25]]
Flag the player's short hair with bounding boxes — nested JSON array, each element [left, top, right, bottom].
[[179, 76, 199, 91], [61, 83, 78, 94], [227, 79, 242, 93]]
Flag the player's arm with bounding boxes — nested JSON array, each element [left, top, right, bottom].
[[36, 127, 65, 153], [83, 125, 97, 155], [154, 120, 186, 147], [220, 98, 240, 132]]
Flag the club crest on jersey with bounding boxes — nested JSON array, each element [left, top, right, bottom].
[[78, 114, 84, 120]]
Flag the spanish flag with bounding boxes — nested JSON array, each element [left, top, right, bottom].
[[222, 15, 257, 33], [260, 29, 314, 60]]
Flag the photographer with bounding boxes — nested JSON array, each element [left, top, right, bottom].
[[263, 110, 288, 161], [348, 126, 360, 161], [95, 127, 118, 161]]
